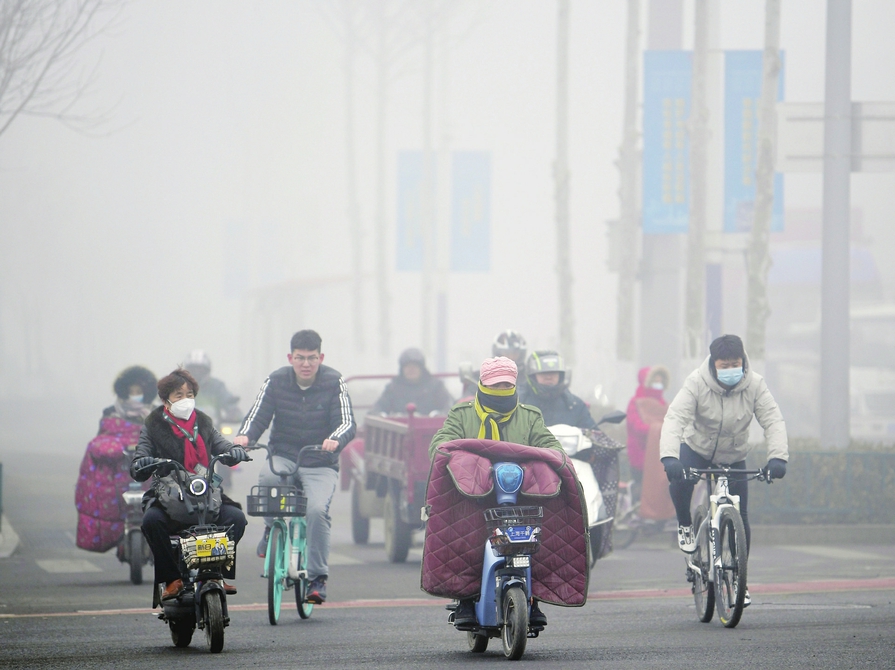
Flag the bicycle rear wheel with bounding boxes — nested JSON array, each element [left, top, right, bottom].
[[267, 524, 286, 625], [690, 505, 714, 623], [714, 506, 747, 628]]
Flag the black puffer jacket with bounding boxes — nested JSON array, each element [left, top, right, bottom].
[[238, 364, 356, 469], [518, 383, 596, 430]]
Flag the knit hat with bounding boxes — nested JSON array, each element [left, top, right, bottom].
[[479, 356, 518, 387]]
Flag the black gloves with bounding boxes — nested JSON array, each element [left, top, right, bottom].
[[133, 457, 156, 472], [662, 457, 686, 483], [765, 458, 787, 481], [221, 446, 249, 466]]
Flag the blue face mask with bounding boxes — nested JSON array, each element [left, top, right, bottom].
[[716, 367, 744, 387]]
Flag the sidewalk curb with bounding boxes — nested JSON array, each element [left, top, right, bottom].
[[0, 515, 19, 558]]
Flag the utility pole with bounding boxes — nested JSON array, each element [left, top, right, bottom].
[[419, 1, 436, 357], [746, 0, 781, 361], [685, 0, 709, 358], [616, 0, 640, 362], [821, 0, 852, 449], [555, 0, 574, 362], [375, 1, 391, 359]]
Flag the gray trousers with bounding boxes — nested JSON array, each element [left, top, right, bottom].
[[258, 456, 338, 581]]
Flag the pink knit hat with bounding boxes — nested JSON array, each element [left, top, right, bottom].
[[479, 356, 518, 386]]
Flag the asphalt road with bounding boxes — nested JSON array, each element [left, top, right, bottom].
[[1, 443, 893, 668]]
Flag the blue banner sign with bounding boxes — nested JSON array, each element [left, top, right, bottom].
[[642, 50, 692, 234], [396, 150, 435, 271], [450, 151, 491, 272], [724, 50, 785, 233]]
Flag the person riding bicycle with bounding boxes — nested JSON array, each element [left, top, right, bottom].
[[428, 356, 562, 628], [130, 368, 250, 601], [518, 349, 596, 429], [659, 334, 788, 607], [371, 347, 453, 416], [182, 350, 243, 424], [233, 329, 356, 605], [491, 329, 528, 387]]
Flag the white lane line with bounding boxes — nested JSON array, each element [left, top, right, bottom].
[[783, 546, 889, 562], [36, 559, 102, 573]]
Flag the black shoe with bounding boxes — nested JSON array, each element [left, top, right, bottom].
[[306, 576, 327, 604], [530, 600, 547, 627], [453, 599, 477, 627]]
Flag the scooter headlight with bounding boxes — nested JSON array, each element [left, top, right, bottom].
[[494, 463, 524, 504]]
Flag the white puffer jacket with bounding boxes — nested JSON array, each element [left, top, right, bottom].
[[659, 354, 788, 465]]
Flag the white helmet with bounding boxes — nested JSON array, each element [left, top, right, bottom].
[[183, 349, 211, 372], [492, 330, 527, 360]]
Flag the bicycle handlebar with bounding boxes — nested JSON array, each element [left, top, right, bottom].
[[685, 466, 770, 483], [245, 443, 325, 478]]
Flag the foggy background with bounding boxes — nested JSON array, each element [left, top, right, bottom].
[[1, 0, 894, 445]]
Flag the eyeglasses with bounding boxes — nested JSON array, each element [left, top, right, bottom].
[[293, 355, 320, 364]]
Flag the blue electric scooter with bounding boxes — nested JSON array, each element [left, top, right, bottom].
[[451, 461, 544, 660]]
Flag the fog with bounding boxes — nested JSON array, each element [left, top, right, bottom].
[[1, 0, 894, 445]]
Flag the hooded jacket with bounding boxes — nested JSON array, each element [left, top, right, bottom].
[[626, 366, 668, 471], [659, 354, 788, 464]]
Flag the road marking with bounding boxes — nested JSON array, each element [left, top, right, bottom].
[[782, 545, 889, 562], [35, 559, 102, 574], [2, 576, 893, 619]]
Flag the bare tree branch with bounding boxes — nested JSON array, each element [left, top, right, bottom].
[[0, 0, 124, 138]]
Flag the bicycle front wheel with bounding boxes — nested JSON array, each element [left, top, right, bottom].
[[714, 506, 748, 628], [295, 520, 314, 619], [267, 524, 287, 625], [690, 505, 714, 623]]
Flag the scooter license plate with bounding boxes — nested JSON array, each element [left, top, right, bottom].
[[505, 525, 537, 542], [195, 535, 229, 558]]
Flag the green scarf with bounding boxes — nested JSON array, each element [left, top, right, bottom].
[[474, 382, 518, 439]]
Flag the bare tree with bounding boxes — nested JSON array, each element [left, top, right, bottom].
[[0, 0, 122, 138]]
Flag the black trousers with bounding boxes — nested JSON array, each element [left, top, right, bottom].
[[668, 443, 751, 553], [142, 502, 247, 584]]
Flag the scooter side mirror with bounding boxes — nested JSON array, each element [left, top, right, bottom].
[[596, 410, 626, 426]]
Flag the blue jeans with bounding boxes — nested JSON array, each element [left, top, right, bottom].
[[258, 456, 338, 580]]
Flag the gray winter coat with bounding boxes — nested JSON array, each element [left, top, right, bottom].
[[659, 355, 788, 465]]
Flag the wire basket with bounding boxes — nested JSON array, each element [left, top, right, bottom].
[[180, 530, 235, 569], [246, 485, 307, 517], [483, 506, 543, 556]]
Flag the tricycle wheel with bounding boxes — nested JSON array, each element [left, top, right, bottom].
[[128, 531, 144, 585], [384, 488, 412, 563], [169, 617, 194, 648], [467, 631, 488, 653], [351, 481, 370, 545]]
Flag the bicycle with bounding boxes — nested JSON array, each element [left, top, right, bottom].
[[685, 466, 769, 628], [246, 444, 318, 625]]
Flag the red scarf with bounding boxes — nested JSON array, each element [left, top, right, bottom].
[[164, 408, 209, 473]]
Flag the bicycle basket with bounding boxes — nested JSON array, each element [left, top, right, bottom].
[[483, 506, 543, 556], [246, 485, 307, 517], [180, 530, 235, 569]]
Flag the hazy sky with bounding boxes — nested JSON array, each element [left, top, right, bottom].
[[1, 0, 894, 439]]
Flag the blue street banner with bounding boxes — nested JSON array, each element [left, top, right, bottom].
[[450, 151, 491, 272], [642, 50, 692, 234], [396, 150, 435, 271], [724, 50, 785, 233]]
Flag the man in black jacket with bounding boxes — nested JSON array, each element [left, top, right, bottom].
[[519, 350, 596, 430], [234, 330, 356, 604]]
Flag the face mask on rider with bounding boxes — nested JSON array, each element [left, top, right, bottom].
[[716, 367, 744, 387], [168, 397, 196, 420], [128, 394, 144, 404], [650, 383, 664, 391]]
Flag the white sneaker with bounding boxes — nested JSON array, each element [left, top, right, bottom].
[[743, 589, 751, 607], [678, 525, 696, 553]]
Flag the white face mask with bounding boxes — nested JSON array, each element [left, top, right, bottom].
[[168, 397, 195, 420], [128, 394, 144, 404], [650, 383, 664, 391]]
